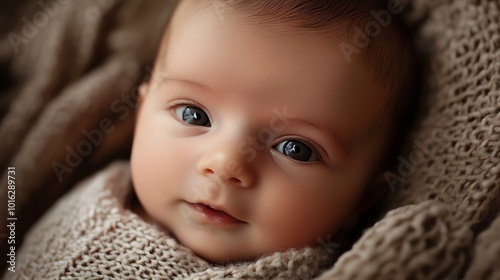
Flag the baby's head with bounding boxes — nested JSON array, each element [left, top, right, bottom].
[[131, 0, 415, 263]]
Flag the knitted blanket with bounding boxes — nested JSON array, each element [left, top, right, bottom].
[[1, 0, 499, 279]]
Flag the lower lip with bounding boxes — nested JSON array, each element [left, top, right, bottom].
[[187, 202, 245, 226]]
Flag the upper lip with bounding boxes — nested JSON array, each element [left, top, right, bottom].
[[188, 201, 245, 222]]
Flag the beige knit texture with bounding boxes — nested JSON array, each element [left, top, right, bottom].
[[1, 0, 499, 279]]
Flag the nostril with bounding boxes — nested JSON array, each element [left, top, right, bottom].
[[202, 168, 242, 184], [229, 177, 242, 184]]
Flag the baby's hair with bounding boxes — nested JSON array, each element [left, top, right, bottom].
[[202, 0, 419, 172]]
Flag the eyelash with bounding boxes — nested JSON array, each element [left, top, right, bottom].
[[168, 100, 207, 111], [169, 100, 212, 120], [274, 136, 324, 163], [167, 100, 324, 163]]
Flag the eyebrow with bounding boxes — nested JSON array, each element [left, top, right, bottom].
[[158, 75, 218, 98]]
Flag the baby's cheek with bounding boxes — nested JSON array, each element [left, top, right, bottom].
[[252, 180, 338, 248], [131, 140, 169, 206]]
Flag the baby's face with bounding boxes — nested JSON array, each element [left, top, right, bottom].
[[131, 0, 390, 262]]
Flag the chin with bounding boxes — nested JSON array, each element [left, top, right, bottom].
[[192, 245, 247, 263], [181, 237, 257, 264]]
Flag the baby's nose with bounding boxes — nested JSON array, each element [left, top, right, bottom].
[[197, 146, 256, 188]]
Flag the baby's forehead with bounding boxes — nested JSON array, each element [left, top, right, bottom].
[[159, 0, 397, 122], [167, 0, 402, 87]]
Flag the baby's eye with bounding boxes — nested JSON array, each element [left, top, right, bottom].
[[273, 140, 319, 162], [174, 106, 211, 127]]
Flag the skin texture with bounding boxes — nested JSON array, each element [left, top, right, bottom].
[[131, 0, 391, 262]]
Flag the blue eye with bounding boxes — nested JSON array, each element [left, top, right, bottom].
[[174, 106, 211, 127], [273, 140, 319, 162]]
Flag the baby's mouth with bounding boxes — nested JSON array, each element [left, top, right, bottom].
[[187, 202, 246, 225]]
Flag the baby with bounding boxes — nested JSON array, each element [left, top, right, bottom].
[[8, 0, 417, 278], [130, 0, 415, 263]]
